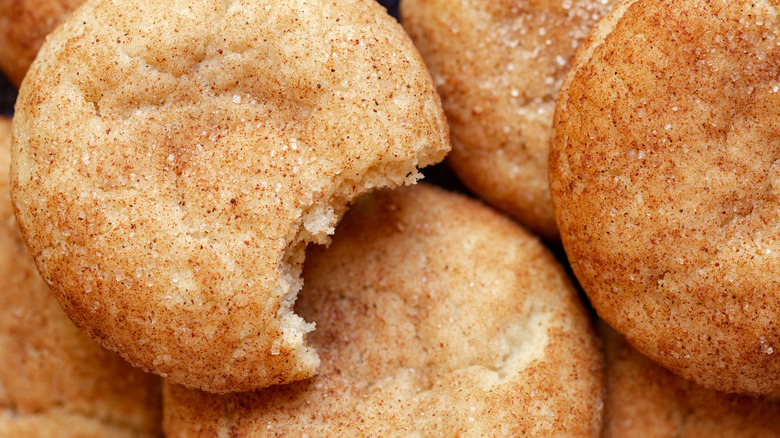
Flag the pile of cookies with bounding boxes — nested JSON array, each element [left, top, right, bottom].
[[1, 0, 779, 436]]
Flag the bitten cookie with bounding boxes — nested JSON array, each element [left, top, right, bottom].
[[0, 118, 161, 438], [601, 323, 780, 438], [551, 0, 780, 395], [401, 0, 618, 241], [163, 184, 604, 437], [0, 0, 83, 87], [11, 0, 449, 393]]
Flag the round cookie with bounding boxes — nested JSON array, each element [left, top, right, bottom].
[[0, 0, 83, 87], [600, 323, 780, 438], [163, 184, 605, 437], [401, 0, 619, 241], [0, 118, 161, 438], [550, 0, 780, 395], [11, 0, 449, 393]]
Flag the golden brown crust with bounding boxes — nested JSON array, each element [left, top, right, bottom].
[[601, 322, 780, 438], [0, 118, 161, 437], [11, 0, 449, 393], [164, 184, 604, 437], [551, 0, 780, 395], [401, 0, 619, 241], [0, 0, 83, 87]]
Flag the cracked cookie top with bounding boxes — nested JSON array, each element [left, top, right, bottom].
[[551, 0, 780, 395], [401, 0, 619, 241], [0, 118, 161, 438], [11, 0, 449, 393], [163, 184, 604, 437]]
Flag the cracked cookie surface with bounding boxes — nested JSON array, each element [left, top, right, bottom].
[[551, 0, 780, 395], [163, 184, 604, 437], [11, 0, 449, 393], [0, 118, 161, 438]]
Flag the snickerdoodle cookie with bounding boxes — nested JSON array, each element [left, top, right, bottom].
[[601, 323, 780, 438], [163, 184, 604, 437], [551, 0, 780, 395], [0, 118, 161, 437], [0, 0, 83, 87], [401, 0, 618, 241], [11, 0, 449, 393]]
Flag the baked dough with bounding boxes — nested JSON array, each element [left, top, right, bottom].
[[601, 323, 780, 438], [551, 0, 780, 395], [0, 118, 161, 438], [163, 184, 604, 437], [0, 0, 83, 87], [11, 0, 449, 393], [401, 0, 618, 241]]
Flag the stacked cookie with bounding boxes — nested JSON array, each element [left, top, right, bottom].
[[2, 0, 609, 435], [164, 184, 604, 436], [402, 0, 780, 434], [2, 0, 777, 435], [401, 0, 620, 242], [548, 0, 780, 434], [12, 0, 449, 394], [550, 0, 780, 396]]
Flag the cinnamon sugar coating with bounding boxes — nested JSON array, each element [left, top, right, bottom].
[[551, 0, 780, 395], [164, 184, 604, 437], [11, 0, 448, 393]]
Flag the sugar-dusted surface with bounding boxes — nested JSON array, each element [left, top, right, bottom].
[[0, 0, 84, 87], [601, 323, 780, 437], [401, 0, 619, 241], [0, 118, 161, 437], [11, 0, 449, 393], [164, 184, 604, 437], [551, 0, 780, 395]]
